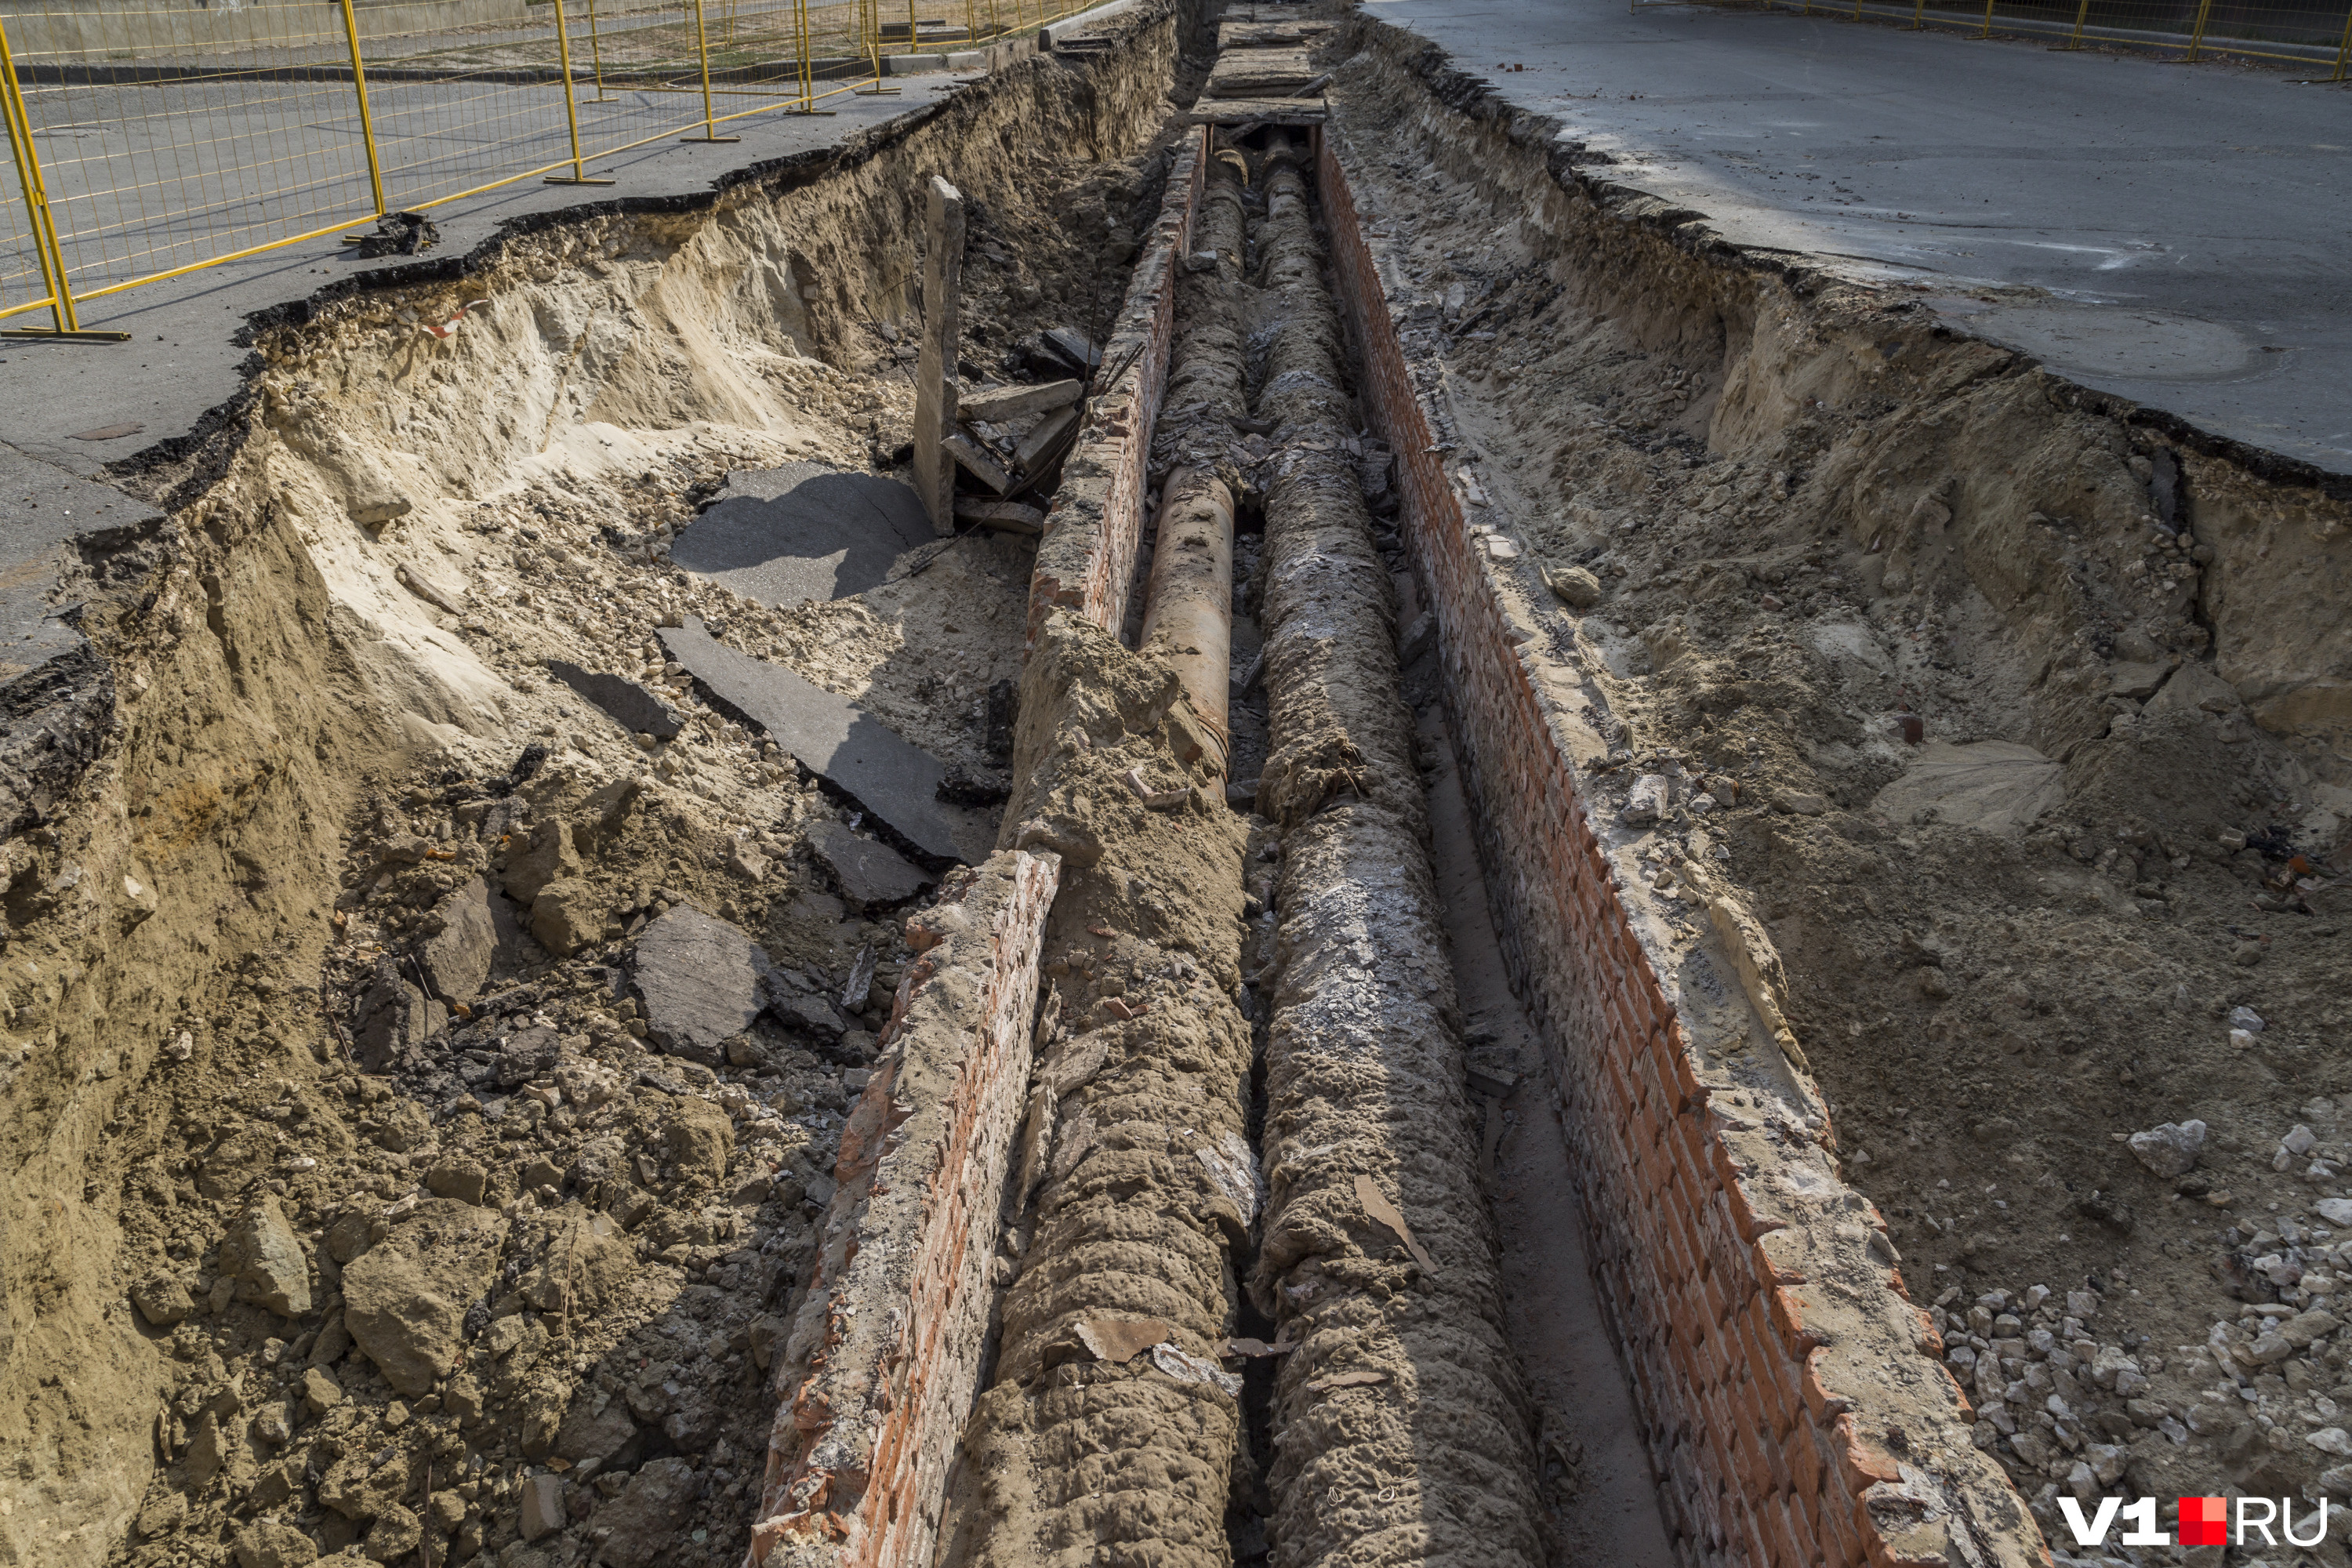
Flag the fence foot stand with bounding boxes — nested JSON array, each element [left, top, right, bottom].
[[680, 133, 742, 142], [545, 174, 618, 184], [0, 327, 130, 343]]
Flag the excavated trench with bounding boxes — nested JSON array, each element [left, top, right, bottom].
[[14, 6, 2352, 1568]]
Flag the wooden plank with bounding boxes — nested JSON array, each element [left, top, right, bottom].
[[912, 176, 964, 536], [1187, 96, 1328, 126], [959, 377, 1082, 423], [954, 498, 1047, 535], [1206, 46, 1315, 96], [942, 433, 1013, 495], [1217, 19, 1334, 48]]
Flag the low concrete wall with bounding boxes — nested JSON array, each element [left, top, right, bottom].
[[1316, 131, 2052, 1568], [748, 849, 1061, 1568]]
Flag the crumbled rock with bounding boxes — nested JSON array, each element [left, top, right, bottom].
[[520, 1473, 566, 1541], [300, 1365, 343, 1418], [340, 1200, 507, 1396], [529, 875, 604, 956], [503, 818, 582, 905], [353, 957, 446, 1073], [1546, 564, 1604, 609], [1621, 774, 1668, 826], [660, 1097, 735, 1182], [231, 1520, 319, 1568], [131, 1272, 194, 1327], [419, 876, 499, 1004], [2127, 1120, 2206, 1178], [593, 1457, 698, 1568], [220, 1195, 313, 1318]]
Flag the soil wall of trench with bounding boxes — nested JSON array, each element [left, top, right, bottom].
[[1315, 13, 2352, 1567], [0, 9, 1192, 1566]]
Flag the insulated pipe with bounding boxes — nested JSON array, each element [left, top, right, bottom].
[[1137, 465, 1234, 773], [938, 151, 1259, 1568], [1247, 132, 1547, 1567]]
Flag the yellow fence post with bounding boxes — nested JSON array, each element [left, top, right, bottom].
[[785, 0, 838, 114], [0, 13, 70, 333], [2186, 0, 2213, 56], [546, 0, 615, 183], [680, 0, 741, 141], [858, 0, 902, 92], [1911, 0, 1925, 26], [2061, 0, 2090, 46], [1978, 0, 1994, 36], [336, 0, 388, 218], [585, 0, 610, 100], [2332, 2, 2352, 79], [0, 13, 124, 340]]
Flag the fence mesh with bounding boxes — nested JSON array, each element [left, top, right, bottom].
[[0, 0, 1109, 330]]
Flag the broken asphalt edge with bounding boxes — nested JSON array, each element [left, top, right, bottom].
[[1349, 13, 2352, 506]]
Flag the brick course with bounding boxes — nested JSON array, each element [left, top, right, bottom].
[[747, 851, 1058, 1568]]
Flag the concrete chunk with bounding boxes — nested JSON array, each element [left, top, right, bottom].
[[418, 876, 497, 1004], [660, 617, 996, 862], [959, 379, 1083, 423], [808, 820, 935, 909], [632, 904, 773, 1065]]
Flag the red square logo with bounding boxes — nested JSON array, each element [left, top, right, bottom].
[[2179, 1496, 2229, 1547]]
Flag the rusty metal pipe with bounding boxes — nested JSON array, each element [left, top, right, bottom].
[[1137, 465, 1234, 774]]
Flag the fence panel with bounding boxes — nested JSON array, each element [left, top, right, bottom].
[[0, 0, 1117, 330]]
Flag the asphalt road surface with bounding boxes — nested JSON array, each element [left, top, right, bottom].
[[1363, 0, 2352, 474]]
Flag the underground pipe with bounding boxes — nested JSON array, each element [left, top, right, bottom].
[[1246, 129, 1546, 1567], [1138, 466, 1236, 773]]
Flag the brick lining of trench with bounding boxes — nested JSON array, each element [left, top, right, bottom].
[[746, 849, 1059, 1568], [740, 124, 1207, 1568], [1314, 132, 2053, 1568], [1026, 124, 1208, 644]]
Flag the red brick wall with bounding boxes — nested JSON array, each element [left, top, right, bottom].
[[747, 851, 1060, 1568], [1025, 125, 1204, 641], [1315, 135, 2045, 1568]]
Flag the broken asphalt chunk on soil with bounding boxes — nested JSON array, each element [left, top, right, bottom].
[[630, 904, 774, 1066], [659, 615, 997, 863], [668, 462, 932, 605], [546, 659, 687, 742], [805, 819, 935, 909]]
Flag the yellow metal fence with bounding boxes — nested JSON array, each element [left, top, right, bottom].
[[0, 0, 1099, 337], [1651, 0, 2352, 74]]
